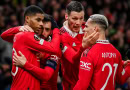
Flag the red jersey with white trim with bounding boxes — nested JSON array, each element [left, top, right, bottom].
[[1, 27, 61, 56], [74, 40, 130, 90], [1, 27, 61, 90], [60, 23, 85, 89], [11, 32, 41, 90]]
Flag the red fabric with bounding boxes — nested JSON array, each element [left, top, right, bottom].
[[74, 43, 130, 90], [60, 26, 85, 90], [1, 26, 20, 43], [11, 32, 41, 90], [1, 27, 61, 89]]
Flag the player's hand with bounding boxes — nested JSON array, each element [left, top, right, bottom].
[[123, 60, 130, 68], [82, 29, 99, 48], [13, 51, 27, 67], [19, 25, 34, 32]]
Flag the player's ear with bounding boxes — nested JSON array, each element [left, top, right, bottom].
[[25, 16, 30, 24], [65, 13, 68, 20], [94, 26, 98, 32]]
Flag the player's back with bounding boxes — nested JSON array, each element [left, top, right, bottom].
[[88, 41, 122, 90], [11, 32, 40, 90]]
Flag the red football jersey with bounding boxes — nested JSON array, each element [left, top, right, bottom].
[[40, 55, 60, 90], [22, 53, 61, 90], [74, 40, 130, 90], [1, 27, 61, 90], [60, 24, 85, 90], [1, 27, 20, 43]]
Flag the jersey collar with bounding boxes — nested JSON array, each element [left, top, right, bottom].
[[96, 40, 109, 44]]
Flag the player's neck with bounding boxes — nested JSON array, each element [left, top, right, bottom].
[[65, 21, 72, 32], [97, 33, 106, 41]]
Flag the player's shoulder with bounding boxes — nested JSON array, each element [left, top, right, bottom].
[[14, 32, 35, 42], [60, 27, 69, 36], [15, 32, 34, 36], [60, 26, 66, 34], [83, 44, 104, 58], [107, 43, 121, 54]]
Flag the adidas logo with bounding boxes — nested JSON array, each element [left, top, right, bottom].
[[72, 42, 76, 46]]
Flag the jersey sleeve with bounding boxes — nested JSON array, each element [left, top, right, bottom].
[[73, 52, 94, 90], [116, 54, 130, 85], [24, 28, 61, 56], [1, 26, 20, 43], [61, 35, 85, 64], [23, 61, 54, 81], [23, 54, 59, 81], [62, 44, 85, 64]]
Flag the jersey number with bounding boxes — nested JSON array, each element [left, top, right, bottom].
[[101, 63, 118, 90], [11, 48, 18, 76]]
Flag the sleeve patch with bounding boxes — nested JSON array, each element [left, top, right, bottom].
[[39, 39, 44, 45], [62, 46, 67, 54], [34, 34, 41, 41]]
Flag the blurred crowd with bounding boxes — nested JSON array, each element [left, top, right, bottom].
[[0, 0, 130, 90]]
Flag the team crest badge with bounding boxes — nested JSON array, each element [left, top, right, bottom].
[[82, 48, 91, 57]]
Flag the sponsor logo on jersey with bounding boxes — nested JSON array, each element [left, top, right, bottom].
[[34, 34, 41, 41], [80, 61, 91, 71]]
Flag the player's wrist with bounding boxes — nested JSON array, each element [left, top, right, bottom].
[[82, 43, 89, 49], [23, 61, 29, 68]]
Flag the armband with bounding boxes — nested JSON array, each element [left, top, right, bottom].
[[46, 59, 57, 70]]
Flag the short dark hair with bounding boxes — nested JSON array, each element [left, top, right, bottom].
[[24, 5, 44, 20], [43, 14, 59, 30], [66, 1, 84, 15], [89, 14, 109, 30], [43, 14, 52, 23]]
